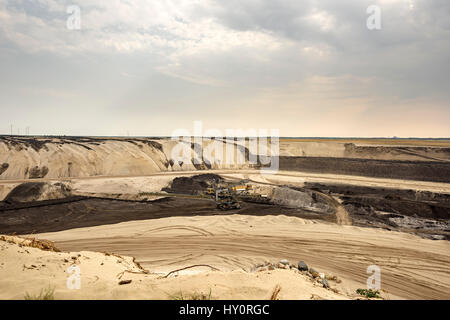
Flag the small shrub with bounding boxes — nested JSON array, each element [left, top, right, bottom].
[[356, 288, 381, 299], [169, 289, 212, 300], [24, 287, 55, 300]]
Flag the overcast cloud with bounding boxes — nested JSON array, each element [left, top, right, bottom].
[[0, 0, 449, 137]]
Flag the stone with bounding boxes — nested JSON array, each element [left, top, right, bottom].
[[309, 268, 319, 278], [258, 267, 268, 272], [325, 274, 337, 281], [280, 259, 289, 265], [118, 280, 132, 285], [321, 279, 330, 288], [297, 261, 308, 271]]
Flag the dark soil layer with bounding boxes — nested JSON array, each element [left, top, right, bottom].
[[305, 182, 450, 240], [279, 156, 450, 182], [4, 182, 46, 203], [0, 198, 321, 235], [343, 143, 450, 161], [27, 166, 49, 179], [3, 182, 71, 203], [0, 163, 8, 176], [162, 174, 223, 194]]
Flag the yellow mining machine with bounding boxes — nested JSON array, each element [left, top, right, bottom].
[[215, 188, 241, 210]]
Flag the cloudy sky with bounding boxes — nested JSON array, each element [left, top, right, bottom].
[[0, 0, 449, 137]]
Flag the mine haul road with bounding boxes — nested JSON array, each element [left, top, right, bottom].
[[1, 169, 450, 193]]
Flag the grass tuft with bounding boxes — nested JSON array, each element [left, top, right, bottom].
[[169, 289, 212, 300], [24, 286, 55, 300]]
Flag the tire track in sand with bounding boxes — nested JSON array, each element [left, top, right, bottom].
[[48, 215, 450, 300]]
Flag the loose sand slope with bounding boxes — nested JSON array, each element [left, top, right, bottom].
[[0, 137, 252, 180], [37, 215, 450, 300], [2, 137, 450, 181], [0, 235, 350, 300]]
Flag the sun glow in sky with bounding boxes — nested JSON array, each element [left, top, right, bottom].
[[0, 0, 449, 137]]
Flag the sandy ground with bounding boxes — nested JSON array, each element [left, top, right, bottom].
[[35, 214, 450, 300], [2, 169, 450, 201], [1, 170, 449, 300], [0, 235, 351, 300]]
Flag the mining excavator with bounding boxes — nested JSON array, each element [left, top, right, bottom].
[[215, 188, 241, 211]]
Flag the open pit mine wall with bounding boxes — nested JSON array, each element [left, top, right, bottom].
[[1, 136, 450, 182], [0, 137, 254, 180], [278, 141, 450, 183]]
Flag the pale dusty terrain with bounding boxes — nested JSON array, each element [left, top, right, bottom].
[[1, 137, 449, 300], [35, 214, 450, 300], [0, 235, 351, 300], [2, 169, 450, 201], [1, 137, 449, 181], [0, 138, 254, 180], [1, 170, 449, 300]]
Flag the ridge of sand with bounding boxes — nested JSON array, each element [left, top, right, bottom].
[[0, 235, 352, 300], [2, 137, 450, 181]]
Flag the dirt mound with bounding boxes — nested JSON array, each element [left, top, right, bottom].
[[5, 182, 72, 203], [260, 186, 335, 215], [27, 166, 49, 179], [5, 182, 46, 202], [0, 235, 60, 252], [163, 174, 223, 194]]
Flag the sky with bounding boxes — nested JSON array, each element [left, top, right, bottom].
[[0, 0, 449, 137]]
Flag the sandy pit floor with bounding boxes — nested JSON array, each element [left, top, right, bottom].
[[36, 214, 450, 300], [0, 235, 352, 300], [1, 170, 449, 300]]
